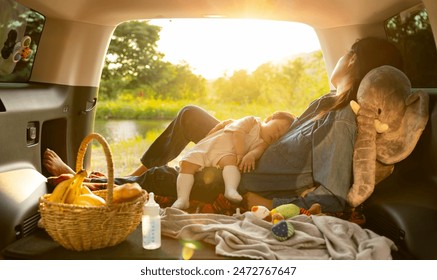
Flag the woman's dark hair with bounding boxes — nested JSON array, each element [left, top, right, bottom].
[[315, 37, 403, 119], [351, 37, 403, 83]]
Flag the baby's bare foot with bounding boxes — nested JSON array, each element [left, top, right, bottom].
[[43, 149, 75, 176]]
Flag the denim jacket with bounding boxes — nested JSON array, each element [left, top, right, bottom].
[[239, 94, 357, 212]]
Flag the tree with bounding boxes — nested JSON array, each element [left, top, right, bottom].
[[385, 9, 437, 87], [153, 62, 207, 100], [100, 21, 164, 99], [100, 20, 207, 100], [213, 69, 259, 104], [252, 62, 289, 104]]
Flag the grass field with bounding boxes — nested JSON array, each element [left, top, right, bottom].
[[90, 133, 194, 177]]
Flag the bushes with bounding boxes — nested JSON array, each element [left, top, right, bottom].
[[96, 97, 308, 121], [96, 97, 184, 120]]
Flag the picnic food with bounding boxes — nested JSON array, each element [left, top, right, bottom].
[[48, 169, 88, 203], [113, 182, 144, 203], [73, 193, 106, 206]]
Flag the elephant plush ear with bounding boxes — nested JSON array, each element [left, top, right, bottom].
[[377, 90, 429, 164]]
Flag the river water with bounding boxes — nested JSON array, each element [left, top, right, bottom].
[[93, 119, 170, 143]]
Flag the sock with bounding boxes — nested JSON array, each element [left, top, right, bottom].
[[172, 173, 194, 209], [222, 165, 242, 203]]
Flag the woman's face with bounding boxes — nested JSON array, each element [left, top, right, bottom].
[[330, 51, 356, 89]]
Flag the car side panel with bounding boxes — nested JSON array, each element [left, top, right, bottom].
[[0, 83, 97, 250]]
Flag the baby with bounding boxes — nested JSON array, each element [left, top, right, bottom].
[[172, 111, 295, 209]]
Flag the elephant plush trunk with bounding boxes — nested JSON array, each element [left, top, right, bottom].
[[347, 106, 376, 207]]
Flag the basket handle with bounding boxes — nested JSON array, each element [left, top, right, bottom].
[[76, 133, 115, 205]]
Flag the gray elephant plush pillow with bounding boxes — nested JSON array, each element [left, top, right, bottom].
[[347, 65, 429, 207]]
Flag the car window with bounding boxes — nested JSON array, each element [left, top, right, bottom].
[[385, 4, 437, 88], [0, 0, 45, 82]]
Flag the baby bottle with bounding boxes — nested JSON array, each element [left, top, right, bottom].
[[142, 192, 161, 250]]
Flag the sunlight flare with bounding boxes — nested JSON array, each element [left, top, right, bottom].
[[149, 18, 320, 80]]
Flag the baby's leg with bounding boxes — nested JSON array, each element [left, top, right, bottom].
[[219, 156, 243, 204], [172, 161, 200, 209]]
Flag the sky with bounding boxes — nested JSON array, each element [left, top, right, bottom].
[[149, 18, 321, 80]]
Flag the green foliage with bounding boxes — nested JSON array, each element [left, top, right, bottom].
[[213, 70, 259, 104], [385, 7, 437, 87], [211, 51, 329, 116], [96, 96, 186, 120], [151, 62, 207, 100], [101, 21, 163, 87], [99, 20, 207, 101]]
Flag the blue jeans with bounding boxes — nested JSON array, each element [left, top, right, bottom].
[[140, 105, 219, 168]]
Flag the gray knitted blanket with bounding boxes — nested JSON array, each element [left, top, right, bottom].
[[161, 207, 396, 260]]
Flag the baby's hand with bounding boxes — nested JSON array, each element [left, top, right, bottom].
[[236, 154, 244, 166], [239, 154, 256, 173]]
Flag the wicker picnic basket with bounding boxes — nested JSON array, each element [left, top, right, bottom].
[[39, 133, 148, 251]]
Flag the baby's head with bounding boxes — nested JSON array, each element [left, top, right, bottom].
[[261, 111, 294, 144]]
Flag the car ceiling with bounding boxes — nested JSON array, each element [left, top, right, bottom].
[[17, 0, 433, 87], [17, 0, 422, 29]]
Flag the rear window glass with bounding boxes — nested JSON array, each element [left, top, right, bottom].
[[0, 0, 45, 82], [385, 4, 437, 88]]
